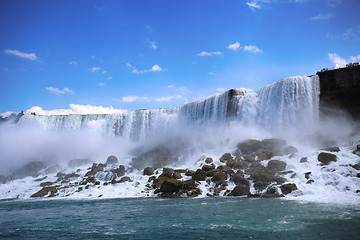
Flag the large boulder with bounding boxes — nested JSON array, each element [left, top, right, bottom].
[[192, 169, 207, 181], [229, 184, 250, 196], [237, 139, 261, 155], [211, 171, 227, 183], [318, 152, 337, 165], [202, 164, 215, 171], [86, 163, 106, 177], [160, 179, 183, 193], [267, 160, 287, 172], [31, 186, 57, 198], [106, 155, 118, 165], [143, 167, 154, 176], [219, 153, 233, 163], [260, 139, 286, 153], [232, 173, 249, 186], [280, 183, 298, 194]]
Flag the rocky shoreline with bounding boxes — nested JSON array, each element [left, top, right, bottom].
[[1, 138, 359, 200]]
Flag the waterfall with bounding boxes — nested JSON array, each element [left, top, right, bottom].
[[15, 75, 320, 140]]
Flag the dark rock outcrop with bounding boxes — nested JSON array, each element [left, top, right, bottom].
[[229, 184, 250, 196], [143, 167, 154, 176], [11, 161, 46, 179], [280, 183, 297, 194], [317, 65, 360, 120], [267, 160, 287, 172], [318, 152, 337, 165], [31, 186, 57, 198], [106, 155, 118, 165]]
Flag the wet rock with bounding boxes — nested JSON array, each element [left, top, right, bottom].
[[182, 179, 197, 190], [143, 167, 154, 176], [260, 138, 286, 154], [205, 157, 213, 164], [95, 171, 116, 181], [306, 180, 314, 184], [280, 183, 298, 194], [283, 146, 298, 155], [300, 157, 308, 163], [185, 170, 194, 176], [106, 155, 118, 165], [243, 154, 256, 163], [352, 144, 360, 156], [253, 181, 269, 191], [232, 173, 249, 186], [31, 186, 57, 198], [350, 164, 360, 170], [226, 159, 236, 168], [57, 172, 80, 182], [111, 165, 126, 177], [233, 161, 249, 170], [160, 179, 183, 193], [211, 171, 227, 183], [192, 169, 207, 181], [120, 176, 131, 182], [174, 169, 187, 173], [217, 165, 234, 175], [202, 164, 215, 171], [251, 171, 276, 183], [85, 163, 105, 177], [262, 186, 284, 198], [276, 177, 287, 185], [220, 153, 233, 163], [321, 147, 340, 152], [229, 184, 250, 196], [173, 172, 182, 179], [267, 160, 287, 172], [163, 168, 174, 175], [12, 161, 46, 179], [318, 152, 337, 165], [237, 139, 261, 154], [304, 172, 311, 179], [67, 159, 92, 168], [153, 179, 164, 189], [40, 181, 53, 187], [148, 176, 156, 182]]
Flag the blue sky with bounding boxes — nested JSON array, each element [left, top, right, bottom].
[[1, 0, 359, 114]]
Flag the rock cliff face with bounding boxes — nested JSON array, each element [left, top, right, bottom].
[[317, 65, 360, 120]]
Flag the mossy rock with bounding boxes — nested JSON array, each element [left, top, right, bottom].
[[251, 171, 276, 183], [160, 179, 183, 193], [229, 184, 250, 196], [106, 155, 118, 164], [205, 157, 213, 164], [202, 164, 215, 171], [192, 169, 207, 181], [211, 171, 227, 183], [185, 170, 195, 176], [220, 153, 233, 163], [233, 161, 249, 170], [143, 167, 154, 176], [237, 139, 261, 155], [267, 160, 287, 172], [226, 159, 236, 168]]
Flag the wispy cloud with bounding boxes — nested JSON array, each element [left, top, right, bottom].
[[155, 95, 183, 102], [126, 63, 165, 74], [227, 41, 240, 51], [227, 42, 263, 53], [328, 53, 360, 68], [151, 41, 157, 49], [4, 49, 37, 61], [68, 61, 77, 65], [122, 95, 149, 103], [327, 28, 360, 42], [90, 67, 101, 72], [196, 51, 222, 56], [97, 83, 105, 86], [107, 77, 112, 80], [311, 13, 334, 20], [45, 87, 74, 95], [246, 1, 261, 9], [102, 70, 108, 74], [242, 45, 263, 53], [326, 0, 342, 8]]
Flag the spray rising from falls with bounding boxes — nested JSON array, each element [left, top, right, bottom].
[[1, 75, 359, 203]]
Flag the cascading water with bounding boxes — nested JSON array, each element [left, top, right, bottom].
[[15, 75, 320, 140]]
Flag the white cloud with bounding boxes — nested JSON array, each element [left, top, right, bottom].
[[155, 95, 183, 102], [350, 55, 360, 62], [167, 85, 175, 88], [97, 83, 104, 86], [242, 45, 263, 53], [311, 13, 334, 20], [107, 77, 112, 80], [209, 72, 215, 75], [90, 67, 101, 72], [246, 1, 261, 9], [328, 53, 347, 68], [196, 51, 222, 57], [151, 41, 157, 49], [0, 111, 17, 118], [69, 61, 77, 65], [102, 70, 108, 74], [227, 41, 240, 51], [122, 95, 149, 103], [126, 63, 164, 74], [4, 49, 37, 61], [45, 87, 74, 95], [25, 104, 127, 115]]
